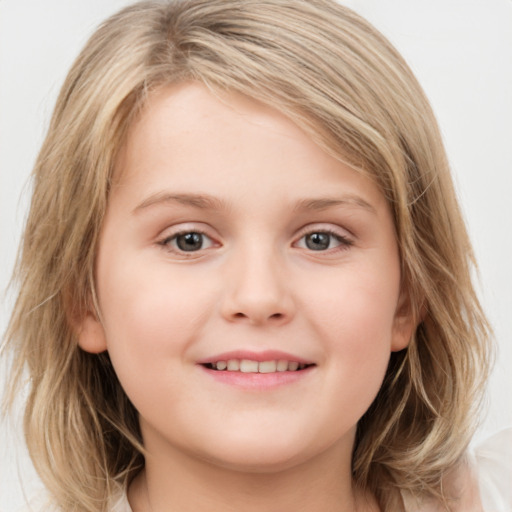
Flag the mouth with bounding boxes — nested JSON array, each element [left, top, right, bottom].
[[202, 359, 315, 373], [197, 351, 316, 388]]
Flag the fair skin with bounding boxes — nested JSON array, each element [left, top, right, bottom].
[[78, 82, 415, 512]]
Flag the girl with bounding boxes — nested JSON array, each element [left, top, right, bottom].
[[2, 1, 508, 511]]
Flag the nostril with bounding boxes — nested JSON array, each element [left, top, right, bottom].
[[225, 307, 291, 325]]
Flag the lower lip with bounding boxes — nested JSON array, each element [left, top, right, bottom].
[[199, 365, 315, 390]]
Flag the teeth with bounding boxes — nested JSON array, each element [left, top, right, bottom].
[[208, 359, 309, 373], [277, 360, 288, 372], [258, 360, 277, 373], [227, 359, 240, 371], [240, 360, 259, 373]]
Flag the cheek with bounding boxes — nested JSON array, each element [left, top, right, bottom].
[[301, 262, 400, 402], [307, 262, 400, 345], [324, 286, 394, 377], [95, 254, 214, 383]]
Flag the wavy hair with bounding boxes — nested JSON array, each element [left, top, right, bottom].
[[3, 1, 492, 510]]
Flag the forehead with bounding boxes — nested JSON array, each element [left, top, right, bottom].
[[118, 82, 320, 172], [111, 81, 388, 216]]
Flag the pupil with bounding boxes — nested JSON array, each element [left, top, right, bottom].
[[306, 232, 330, 250], [176, 232, 203, 251]]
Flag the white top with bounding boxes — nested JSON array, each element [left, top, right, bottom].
[[472, 428, 512, 511], [21, 428, 512, 512]]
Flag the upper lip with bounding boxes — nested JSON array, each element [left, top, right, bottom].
[[196, 350, 315, 365]]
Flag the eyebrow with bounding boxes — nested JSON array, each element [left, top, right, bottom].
[[133, 192, 228, 214], [293, 196, 376, 214], [132, 192, 376, 215]]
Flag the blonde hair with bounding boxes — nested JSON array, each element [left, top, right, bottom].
[[3, 1, 492, 510]]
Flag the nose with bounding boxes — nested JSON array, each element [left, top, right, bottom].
[[220, 246, 295, 326]]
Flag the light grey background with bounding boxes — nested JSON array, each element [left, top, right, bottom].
[[1, 1, 511, 510]]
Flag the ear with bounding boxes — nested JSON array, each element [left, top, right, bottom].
[[76, 310, 108, 354], [391, 289, 418, 352]]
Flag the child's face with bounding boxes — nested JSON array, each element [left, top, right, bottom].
[[79, 82, 413, 472]]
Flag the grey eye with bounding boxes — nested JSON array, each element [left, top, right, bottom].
[[175, 232, 205, 251], [295, 230, 352, 252], [305, 232, 331, 250]]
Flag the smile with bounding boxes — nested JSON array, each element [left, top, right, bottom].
[[203, 359, 313, 373]]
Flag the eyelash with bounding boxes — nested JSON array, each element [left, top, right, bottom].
[[157, 227, 353, 256], [158, 229, 215, 256], [295, 229, 353, 253]]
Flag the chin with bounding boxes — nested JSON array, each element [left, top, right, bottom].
[[202, 446, 313, 474], [192, 427, 330, 474]]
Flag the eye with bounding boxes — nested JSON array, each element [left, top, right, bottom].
[[296, 230, 352, 251], [161, 231, 214, 252]]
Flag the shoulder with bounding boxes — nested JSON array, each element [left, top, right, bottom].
[[402, 428, 512, 512], [402, 456, 483, 512], [109, 486, 133, 512], [14, 492, 59, 512], [16, 483, 132, 512], [471, 427, 512, 512]]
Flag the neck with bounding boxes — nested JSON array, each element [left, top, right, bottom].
[[128, 437, 379, 512]]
